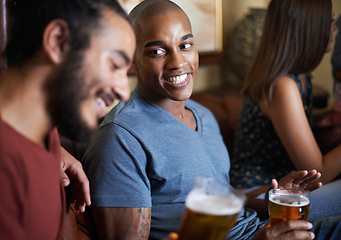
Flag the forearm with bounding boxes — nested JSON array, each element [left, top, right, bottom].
[[91, 207, 151, 240], [244, 185, 269, 220], [288, 150, 341, 184], [245, 198, 268, 220], [291, 143, 341, 184], [320, 145, 341, 183], [275, 118, 341, 183]]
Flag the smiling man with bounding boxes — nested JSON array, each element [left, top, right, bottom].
[[81, 1, 341, 240], [0, 0, 135, 239], [82, 1, 213, 239]]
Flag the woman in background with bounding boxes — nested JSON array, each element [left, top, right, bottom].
[[230, 0, 341, 220]]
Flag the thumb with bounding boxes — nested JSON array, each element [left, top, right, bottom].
[[60, 165, 70, 187], [271, 179, 278, 189]]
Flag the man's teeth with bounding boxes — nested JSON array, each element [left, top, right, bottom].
[[96, 97, 106, 108], [167, 74, 188, 84]]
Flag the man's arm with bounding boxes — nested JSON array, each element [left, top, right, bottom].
[[91, 207, 151, 240]]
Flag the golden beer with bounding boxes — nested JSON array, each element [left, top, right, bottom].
[[178, 178, 245, 240], [268, 189, 310, 226]]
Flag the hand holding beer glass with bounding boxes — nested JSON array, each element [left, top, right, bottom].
[[268, 188, 310, 226], [178, 177, 246, 240]]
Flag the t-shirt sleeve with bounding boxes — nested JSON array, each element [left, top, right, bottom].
[[82, 123, 152, 207]]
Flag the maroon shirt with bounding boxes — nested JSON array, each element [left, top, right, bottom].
[[0, 117, 65, 240]]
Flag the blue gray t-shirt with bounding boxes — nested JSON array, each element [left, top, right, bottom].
[[82, 89, 262, 239]]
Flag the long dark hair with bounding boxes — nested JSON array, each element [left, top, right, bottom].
[[4, 0, 130, 68], [242, 0, 332, 101]]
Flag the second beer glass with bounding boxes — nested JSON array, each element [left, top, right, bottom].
[[178, 177, 245, 240], [268, 188, 310, 226]]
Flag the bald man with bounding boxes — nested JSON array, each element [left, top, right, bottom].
[[81, 1, 341, 240]]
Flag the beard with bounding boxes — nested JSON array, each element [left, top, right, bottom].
[[47, 50, 96, 143]]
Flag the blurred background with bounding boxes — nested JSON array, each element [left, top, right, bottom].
[[125, 0, 341, 107], [1, 0, 340, 107]]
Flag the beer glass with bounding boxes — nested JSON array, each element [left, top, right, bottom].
[[178, 177, 246, 240], [268, 188, 310, 226]]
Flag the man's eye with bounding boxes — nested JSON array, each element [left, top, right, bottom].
[[110, 60, 125, 71], [149, 49, 165, 56], [112, 63, 119, 70], [111, 62, 120, 70], [180, 43, 192, 50]]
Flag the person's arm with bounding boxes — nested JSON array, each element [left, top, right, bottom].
[[260, 76, 341, 183], [91, 207, 151, 240], [83, 124, 152, 240], [60, 147, 91, 212], [244, 186, 269, 220]]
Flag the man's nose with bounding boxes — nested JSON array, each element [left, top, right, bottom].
[[165, 50, 186, 70]]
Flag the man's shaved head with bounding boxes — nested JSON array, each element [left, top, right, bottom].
[[129, 0, 190, 34]]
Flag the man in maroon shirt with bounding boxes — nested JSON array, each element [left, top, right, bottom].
[[0, 0, 135, 239]]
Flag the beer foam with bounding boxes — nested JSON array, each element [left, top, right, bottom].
[[269, 193, 310, 207], [185, 191, 244, 216]]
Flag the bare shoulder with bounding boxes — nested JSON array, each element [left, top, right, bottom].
[[260, 76, 301, 117], [273, 75, 299, 97]]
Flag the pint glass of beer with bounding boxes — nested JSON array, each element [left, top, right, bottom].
[[268, 188, 310, 226], [178, 177, 245, 240]]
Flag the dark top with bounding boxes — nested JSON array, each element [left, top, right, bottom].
[[230, 73, 313, 189]]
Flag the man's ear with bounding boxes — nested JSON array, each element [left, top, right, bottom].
[[43, 19, 69, 64]]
